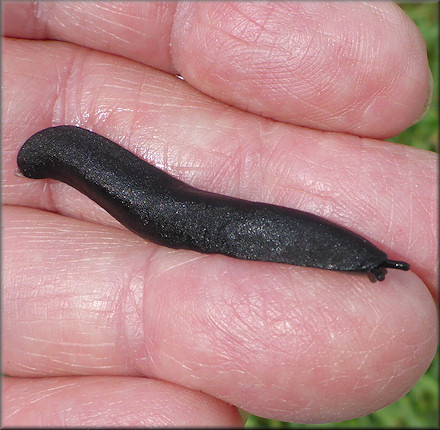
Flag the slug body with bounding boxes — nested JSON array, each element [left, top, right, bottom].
[[17, 126, 410, 282]]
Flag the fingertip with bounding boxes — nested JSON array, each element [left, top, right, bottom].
[[172, 2, 432, 138], [410, 68, 434, 127]]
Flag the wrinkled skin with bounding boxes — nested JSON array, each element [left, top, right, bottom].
[[2, 1, 437, 427]]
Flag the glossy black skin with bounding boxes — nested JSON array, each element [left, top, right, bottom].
[[17, 126, 410, 281]]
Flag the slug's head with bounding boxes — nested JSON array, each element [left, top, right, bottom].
[[368, 259, 410, 282]]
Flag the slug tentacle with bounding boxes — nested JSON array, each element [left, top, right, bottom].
[[17, 125, 410, 282], [383, 260, 410, 271]]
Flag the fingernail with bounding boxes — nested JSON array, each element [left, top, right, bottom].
[[411, 68, 433, 126]]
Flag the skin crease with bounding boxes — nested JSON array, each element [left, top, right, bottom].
[[2, 1, 438, 427], [2, 376, 242, 427]]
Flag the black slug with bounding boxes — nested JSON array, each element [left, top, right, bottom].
[[17, 125, 410, 282]]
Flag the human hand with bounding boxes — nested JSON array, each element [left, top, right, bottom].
[[2, 2, 437, 427]]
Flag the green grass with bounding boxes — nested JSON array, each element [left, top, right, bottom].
[[246, 3, 439, 429]]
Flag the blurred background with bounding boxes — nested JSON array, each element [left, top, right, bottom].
[[246, 3, 438, 428]]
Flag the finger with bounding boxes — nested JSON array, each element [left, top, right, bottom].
[[3, 1, 177, 74], [3, 39, 437, 294], [2, 2, 431, 137], [3, 206, 438, 423], [2, 376, 243, 427]]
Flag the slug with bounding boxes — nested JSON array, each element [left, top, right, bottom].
[[17, 125, 410, 282]]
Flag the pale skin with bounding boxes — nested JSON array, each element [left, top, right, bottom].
[[2, 1, 438, 427]]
